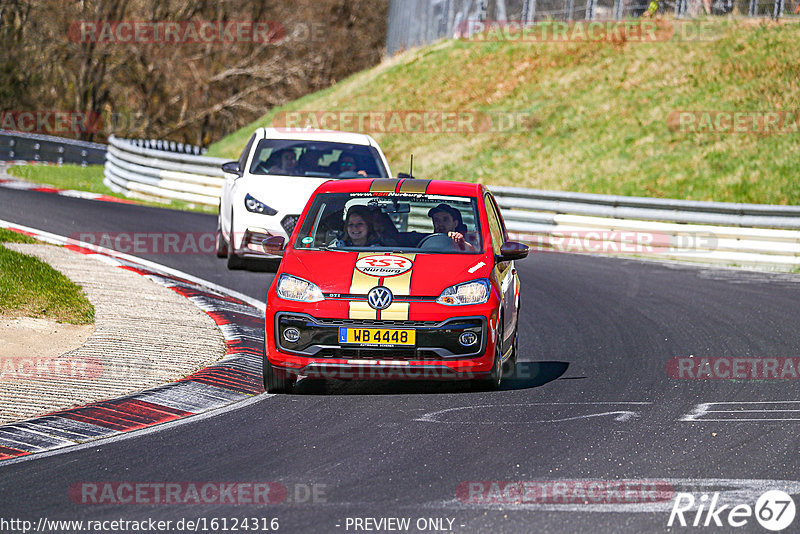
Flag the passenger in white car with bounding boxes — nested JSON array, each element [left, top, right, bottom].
[[338, 155, 368, 177]]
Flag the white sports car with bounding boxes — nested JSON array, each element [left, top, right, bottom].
[[216, 127, 392, 269]]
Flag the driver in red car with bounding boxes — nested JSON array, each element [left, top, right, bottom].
[[428, 203, 476, 251]]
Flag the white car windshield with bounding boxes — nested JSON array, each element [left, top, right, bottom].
[[293, 192, 483, 254], [249, 140, 388, 178]]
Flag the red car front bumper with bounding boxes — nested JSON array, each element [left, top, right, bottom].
[[264, 302, 500, 381]]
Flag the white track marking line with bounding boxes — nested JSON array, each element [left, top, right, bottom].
[[681, 401, 800, 422], [0, 219, 274, 467], [0, 393, 273, 468], [0, 218, 266, 312], [429, 478, 800, 513], [415, 402, 652, 424]]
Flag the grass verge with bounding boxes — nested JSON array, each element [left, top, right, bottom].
[[6, 164, 215, 214], [0, 229, 94, 324], [208, 18, 800, 205]]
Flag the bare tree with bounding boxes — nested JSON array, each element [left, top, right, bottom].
[[1, 0, 389, 144]]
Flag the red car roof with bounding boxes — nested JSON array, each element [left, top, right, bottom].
[[316, 178, 485, 197]]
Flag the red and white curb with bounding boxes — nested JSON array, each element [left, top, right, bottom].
[[0, 221, 267, 463], [0, 176, 136, 204]]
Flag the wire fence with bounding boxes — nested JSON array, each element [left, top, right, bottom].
[[387, 0, 798, 54]]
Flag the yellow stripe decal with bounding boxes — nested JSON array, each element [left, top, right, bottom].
[[380, 303, 410, 321], [369, 179, 399, 193], [380, 253, 416, 321], [349, 300, 376, 320], [349, 253, 417, 320], [349, 252, 378, 319], [399, 180, 431, 194]]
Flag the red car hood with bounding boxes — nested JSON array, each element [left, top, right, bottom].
[[283, 250, 491, 297]]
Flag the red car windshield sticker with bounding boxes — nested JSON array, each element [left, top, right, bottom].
[[355, 255, 413, 277]]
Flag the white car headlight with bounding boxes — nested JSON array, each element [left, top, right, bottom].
[[244, 193, 278, 216], [276, 274, 324, 302], [436, 279, 490, 306]]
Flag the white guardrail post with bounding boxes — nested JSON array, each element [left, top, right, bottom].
[[99, 135, 800, 270]]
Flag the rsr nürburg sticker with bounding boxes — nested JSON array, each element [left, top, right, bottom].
[[355, 255, 413, 277]]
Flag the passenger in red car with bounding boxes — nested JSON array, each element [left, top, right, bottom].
[[340, 206, 382, 247]]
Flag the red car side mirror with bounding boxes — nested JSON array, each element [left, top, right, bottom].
[[497, 241, 529, 262]]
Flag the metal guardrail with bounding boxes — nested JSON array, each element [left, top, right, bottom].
[[507, 214, 800, 269], [495, 186, 800, 269], [0, 129, 106, 166], [1, 130, 796, 269], [98, 135, 800, 269], [492, 185, 800, 229], [103, 135, 227, 206], [101, 135, 800, 229]]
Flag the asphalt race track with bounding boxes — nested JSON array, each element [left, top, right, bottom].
[[2, 186, 800, 533]]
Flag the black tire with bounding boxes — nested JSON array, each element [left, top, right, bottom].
[[472, 336, 503, 391], [263, 257, 283, 273], [226, 211, 246, 270], [215, 212, 228, 258], [227, 246, 246, 269], [503, 328, 518, 379], [263, 356, 296, 394]]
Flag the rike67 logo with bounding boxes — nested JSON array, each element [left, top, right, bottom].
[[668, 490, 796, 531]]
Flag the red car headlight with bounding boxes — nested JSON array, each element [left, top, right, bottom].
[[436, 279, 490, 306], [276, 274, 324, 303]]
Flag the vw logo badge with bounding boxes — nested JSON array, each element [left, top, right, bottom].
[[367, 286, 393, 310]]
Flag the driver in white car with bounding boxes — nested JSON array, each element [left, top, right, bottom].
[[427, 203, 476, 251], [269, 149, 299, 175]]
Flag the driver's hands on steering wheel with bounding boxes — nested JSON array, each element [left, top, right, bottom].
[[253, 161, 270, 174], [338, 170, 368, 178], [448, 231, 475, 251]]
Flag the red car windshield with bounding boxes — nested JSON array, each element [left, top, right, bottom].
[[294, 192, 483, 254]]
